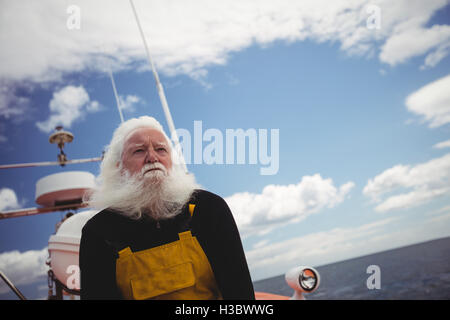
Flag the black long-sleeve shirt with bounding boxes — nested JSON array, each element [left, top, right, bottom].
[[79, 189, 255, 300]]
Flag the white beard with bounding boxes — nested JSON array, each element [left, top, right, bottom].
[[89, 162, 199, 220]]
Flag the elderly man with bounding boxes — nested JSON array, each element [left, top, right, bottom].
[[79, 116, 254, 300]]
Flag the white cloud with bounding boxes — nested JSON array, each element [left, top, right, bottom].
[[427, 211, 450, 224], [363, 153, 450, 212], [427, 205, 450, 217], [421, 42, 450, 69], [0, 0, 448, 88], [85, 100, 101, 113], [225, 174, 355, 237], [0, 188, 21, 211], [119, 94, 143, 113], [0, 248, 49, 294], [246, 217, 397, 280], [405, 74, 450, 128], [252, 239, 269, 250], [433, 139, 450, 149], [0, 83, 31, 122], [35, 85, 101, 133], [380, 24, 450, 66], [373, 188, 449, 213]]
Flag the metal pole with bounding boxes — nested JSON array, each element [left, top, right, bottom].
[[129, 0, 187, 172], [0, 270, 27, 300], [0, 202, 89, 220], [0, 156, 103, 170]]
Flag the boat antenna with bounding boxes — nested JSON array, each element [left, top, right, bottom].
[[100, 44, 125, 124], [49, 126, 73, 166], [129, 0, 187, 172], [108, 66, 125, 123]]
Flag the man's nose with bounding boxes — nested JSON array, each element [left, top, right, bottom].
[[145, 148, 159, 163]]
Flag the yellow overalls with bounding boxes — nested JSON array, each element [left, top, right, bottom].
[[115, 204, 222, 300]]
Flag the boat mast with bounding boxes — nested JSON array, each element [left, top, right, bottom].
[[129, 0, 187, 172]]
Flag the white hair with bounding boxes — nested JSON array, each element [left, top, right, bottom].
[[87, 116, 199, 220]]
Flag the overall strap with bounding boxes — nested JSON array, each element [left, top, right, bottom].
[[188, 204, 196, 217], [180, 201, 196, 239], [178, 203, 196, 236], [118, 246, 133, 258]]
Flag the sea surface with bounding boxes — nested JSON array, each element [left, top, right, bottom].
[[252, 237, 450, 300]]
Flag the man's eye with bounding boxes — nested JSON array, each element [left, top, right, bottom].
[[157, 147, 167, 152], [133, 149, 144, 154]]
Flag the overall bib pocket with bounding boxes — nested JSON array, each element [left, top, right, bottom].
[[130, 261, 195, 300]]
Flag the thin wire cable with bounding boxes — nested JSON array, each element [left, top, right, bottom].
[[108, 67, 125, 123]]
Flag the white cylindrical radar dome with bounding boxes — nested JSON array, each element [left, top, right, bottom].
[[48, 210, 98, 290], [35, 171, 95, 207]]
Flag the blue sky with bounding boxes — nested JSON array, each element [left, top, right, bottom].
[[1, 0, 450, 299]]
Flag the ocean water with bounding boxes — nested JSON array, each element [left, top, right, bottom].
[[252, 237, 450, 300]]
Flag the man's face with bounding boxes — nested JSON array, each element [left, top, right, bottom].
[[120, 127, 172, 177]]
